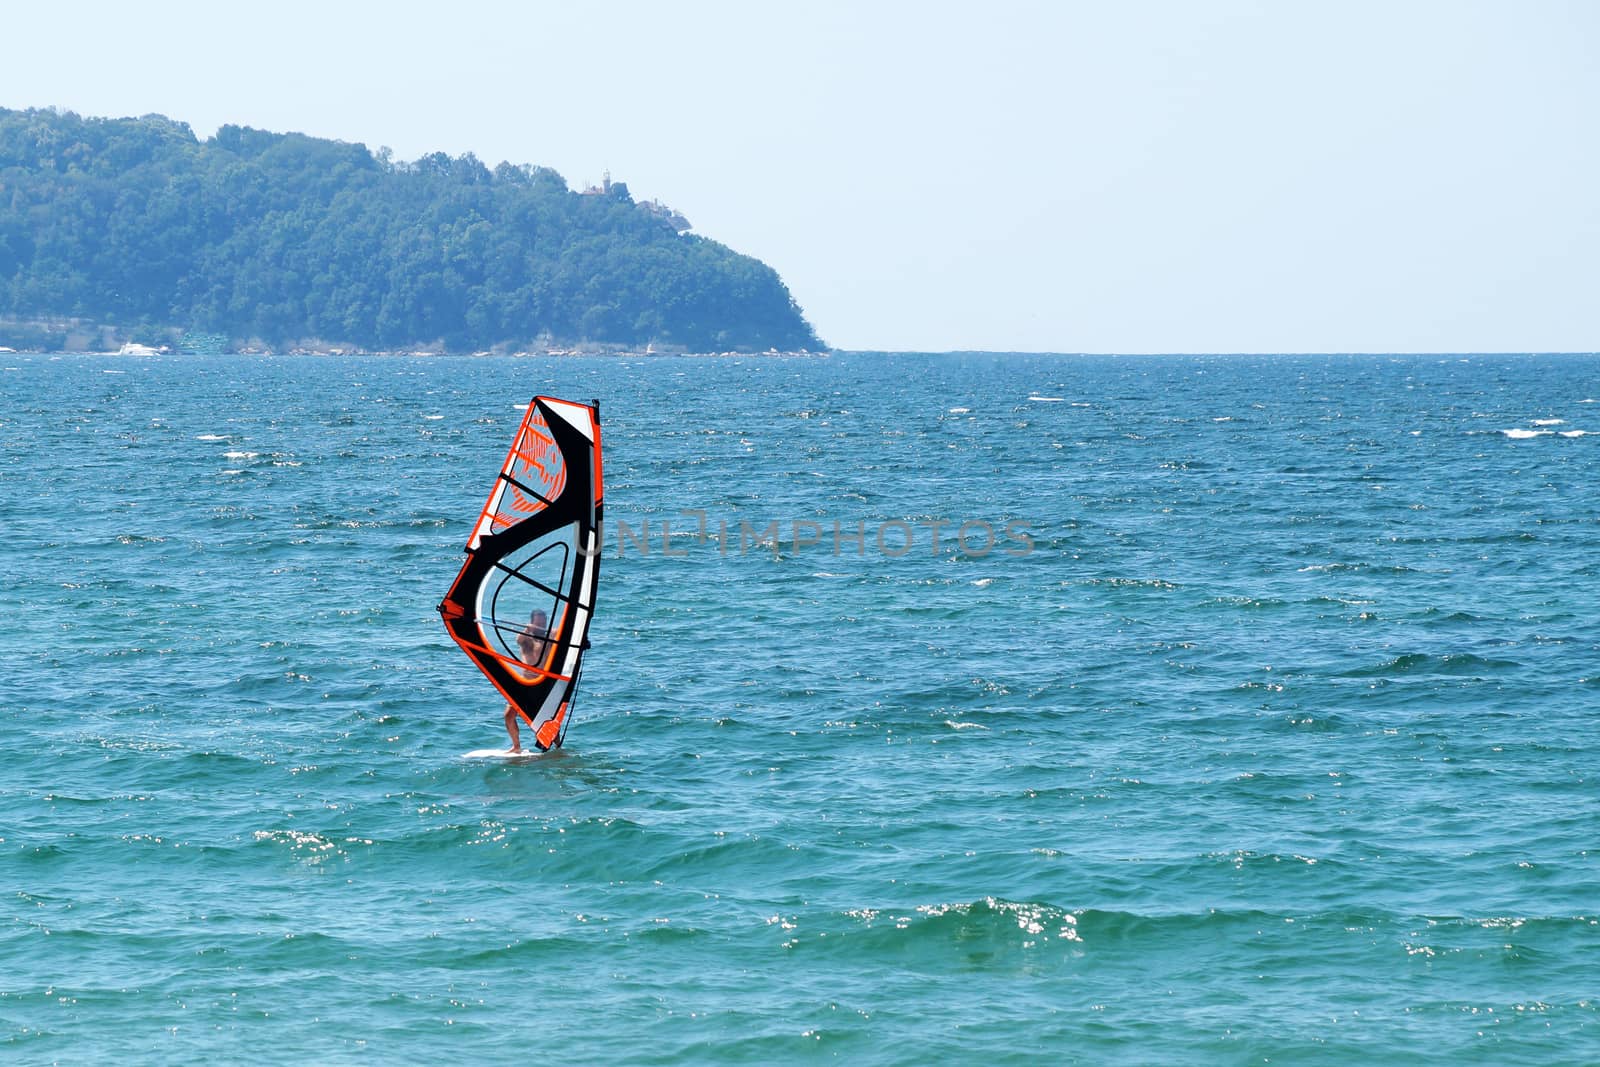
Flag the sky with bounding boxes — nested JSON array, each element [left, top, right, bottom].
[[7, 0, 1597, 352]]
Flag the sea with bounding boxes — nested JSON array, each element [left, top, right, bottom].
[[3, 351, 1598, 1064]]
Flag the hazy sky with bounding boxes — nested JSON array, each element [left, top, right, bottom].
[[8, 1, 1596, 352]]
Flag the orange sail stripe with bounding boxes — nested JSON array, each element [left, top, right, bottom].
[[449, 631, 574, 684], [510, 445, 550, 472], [536, 702, 568, 748], [507, 443, 563, 492]]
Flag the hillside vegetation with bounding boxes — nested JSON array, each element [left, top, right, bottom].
[[0, 107, 822, 352]]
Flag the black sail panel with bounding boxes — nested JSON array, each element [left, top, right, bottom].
[[439, 396, 602, 750]]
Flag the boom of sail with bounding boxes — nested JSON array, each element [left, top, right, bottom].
[[438, 396, 602, 750]]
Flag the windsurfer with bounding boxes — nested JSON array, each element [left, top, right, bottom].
[[503, 608, 551, 751]]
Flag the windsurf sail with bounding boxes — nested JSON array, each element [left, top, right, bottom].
[[438, 396, 603, 750]]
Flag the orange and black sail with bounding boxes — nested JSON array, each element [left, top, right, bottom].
[[439, 396, 602, 750]]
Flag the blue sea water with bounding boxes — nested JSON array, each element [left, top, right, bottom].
[[3, 351, 1599, 1064]]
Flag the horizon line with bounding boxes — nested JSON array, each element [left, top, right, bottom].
[[838, 349, 1600, 358]]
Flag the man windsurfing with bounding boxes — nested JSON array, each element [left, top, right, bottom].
[[503, 608, 551, 752]]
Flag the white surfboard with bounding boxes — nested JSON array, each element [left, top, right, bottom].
[[463, 748, 536, 759]]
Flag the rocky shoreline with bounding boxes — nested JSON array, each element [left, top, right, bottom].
[[0, 319, 827, 358]]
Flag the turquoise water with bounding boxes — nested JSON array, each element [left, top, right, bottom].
[[4, 352, 1599, 1063]]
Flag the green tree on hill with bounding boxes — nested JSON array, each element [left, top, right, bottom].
[[0, 107, 823, 352]]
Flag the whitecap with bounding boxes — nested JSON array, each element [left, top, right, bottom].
[[971, 577, 995, 587], [195, 434, 228, 441], [944, 720, 988, 730], [1532, 419, 1565, 426], [1560, 430, 1590, 437], [423, 414, 445, 420], [1028, 396, 1066, 403], [1501, 429, 1550, 439], [948, 407, 971, 414], [223, 450, 260, 459]]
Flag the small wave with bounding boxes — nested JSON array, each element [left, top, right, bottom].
[[195, 434, 229, 441], [1456, 530, 1537, 545], [1307, 595, 1377, 607], [971, 577, 994, 587], [825, 900, 1582, 956], [222, 450, 260, 460], [250, 828, 368, 866], [1532, 419, 1565, 426], [1500, 428, 1551, 439], [1410, 608, 1487, 627], [839, 897, 1081, 950], [1297, 561, 1417, 576], [1560, 430, 1591, 437], [1027, 396, 1066, 403], [1201, 594, 1286, 610], [1077, 577, 1180, 590], [1339, 652, 1522, 678], [947, 407, 970, 414]]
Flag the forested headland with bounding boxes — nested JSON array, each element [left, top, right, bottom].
[[0, 107, 823, 354]]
